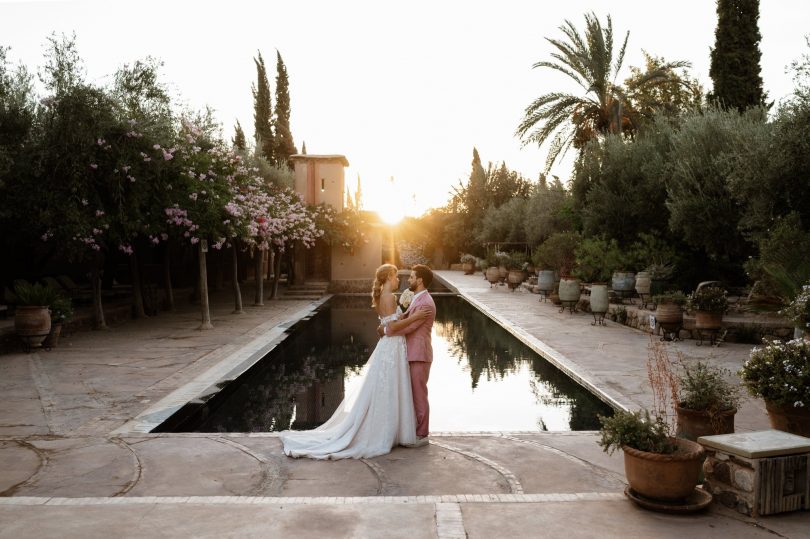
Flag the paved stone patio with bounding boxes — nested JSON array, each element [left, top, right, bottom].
[[0, 275, 807, 538]]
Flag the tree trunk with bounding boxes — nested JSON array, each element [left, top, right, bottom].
[[232, 240, 243, 314], [163, 240, 175, 311], [269, 246, 282, 299], [130, 249, 147, 318], [91, 264, 107, 330], [253, 249, 264, 306], [213, 248, 225, 291], [198, 241, 213, 330]]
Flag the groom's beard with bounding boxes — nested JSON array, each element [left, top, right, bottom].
[[408, 283, 417, 292]]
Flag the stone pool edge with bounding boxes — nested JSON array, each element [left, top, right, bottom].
[[110, 295, 334, 435]]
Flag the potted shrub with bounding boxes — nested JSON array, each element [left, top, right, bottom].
[[598, 409, 705, 502], [494, 250, 510, 281], [739, 338, 810, 437], [485, 252, 502, 286], [647, 263, 675, 297], [506, 251, 528, 290], [13, 282, 58, 349], [44, 295, 74, 348], [675, 361, 740, 441], [686, 286, 728, 332], [653, 291, 687, 326], [460, 253, 477, 275], [780, 282, 810, 339]]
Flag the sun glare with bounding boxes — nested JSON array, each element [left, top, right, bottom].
[[380, 206, 405, 225]]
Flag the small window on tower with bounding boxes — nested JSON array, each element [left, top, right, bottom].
[[321, 178, 325, 191]]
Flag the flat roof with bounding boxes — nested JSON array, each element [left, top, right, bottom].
[[289, 154, 349, 167]]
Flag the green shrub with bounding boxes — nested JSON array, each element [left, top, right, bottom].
[[460, 253, 477, 265], [598, 409, 674, 455], [739, 338, 810, 408], [49, 295, 74, 323], [653, 290, 687, 306], [573, 236, 623, 283], [13, 282, 60, 306], [532, 231, 581, 276], [686, 286, 728, 313], [678, 361, 740, 412]]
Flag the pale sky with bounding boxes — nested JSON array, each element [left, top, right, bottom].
[[1, 0, 807, 217]]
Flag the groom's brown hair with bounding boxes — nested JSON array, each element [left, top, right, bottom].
[[412, 264, 433, 288]]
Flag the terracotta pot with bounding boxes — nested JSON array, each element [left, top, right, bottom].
[[537, 270, 555, 292], [635, 271, 651, 296], [462, 262, 475, 275], [507, 269, 525, 290], [765, 401, 810, 438], [558, 278, 581, 303], [485, 267, 501, 285], [43, 322, 63, 348], [589, 284, 609, 314], [655, 303, 683, 325], [675, 404, 736, 441], [695, 310, 723, 330], [14, 306, 52, 349], [498, 266, 508, 280], [612, 271, 636, 293], [550, 292, 561, 305], [622, 437, 705, 502]]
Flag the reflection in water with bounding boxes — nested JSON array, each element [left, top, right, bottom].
[[179, 295, 613, 433]]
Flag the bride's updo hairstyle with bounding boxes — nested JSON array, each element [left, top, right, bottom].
[[371, 264, 398, 308]]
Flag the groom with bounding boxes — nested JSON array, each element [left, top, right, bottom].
[[378, 264, 436, 446]]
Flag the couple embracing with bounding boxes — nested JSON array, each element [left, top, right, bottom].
[[280, 264, 436, 460]]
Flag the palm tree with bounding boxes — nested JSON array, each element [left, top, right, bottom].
[[516, 12, 689, 172]]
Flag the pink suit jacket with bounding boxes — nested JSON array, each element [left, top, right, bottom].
[[388, 291, 436, 363]]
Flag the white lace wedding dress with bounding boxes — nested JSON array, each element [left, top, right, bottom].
[[280, 308, 417, 459]]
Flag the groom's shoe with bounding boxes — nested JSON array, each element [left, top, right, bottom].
[[405, 436, 429, 448]]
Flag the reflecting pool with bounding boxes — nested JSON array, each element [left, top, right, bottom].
[[160, 295, 614, 433]]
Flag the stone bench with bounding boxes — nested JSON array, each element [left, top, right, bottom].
[[698, 430, 810, 517]]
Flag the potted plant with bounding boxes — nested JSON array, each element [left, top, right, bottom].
[[653, 291, 687, 326], [506, 251, 528, 290], [44, 295, 74, 348], [646, 263, 675, 297], [739, 338, 810, 437], [675, 361, 740, 441], [780, 282, 810, 339], [485, 252, 502, 286], [598, 409, 705, 502], [460, 253, 477, 275], [13, 282, 58, 349], [686, 286, 728, 332]]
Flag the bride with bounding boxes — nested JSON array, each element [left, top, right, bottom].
[[280, 264, 427, 459]]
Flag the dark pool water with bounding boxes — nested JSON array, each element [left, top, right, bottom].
[[159, 295, 614, 433]]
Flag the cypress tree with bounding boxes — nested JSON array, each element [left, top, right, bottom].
[[252, 51, 274, 162], [708, 0, 767, 111], [272, 51, 297, 169], [232, 119, 246, 150]]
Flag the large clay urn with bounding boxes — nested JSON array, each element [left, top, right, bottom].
[[695, 310, 723, 331], [655, 303, 683, 325], [635, 271, 651, 296], [537, 270, 555, 293], [14, 306, 52, 349], [558, 278, 581, 303], [765, 401, 810, 438], [507, 270, 525, 290], [612, 271, 636, 294], [589, 284, 609, 314], [485, 267, 501, 286], [462, 262, 475, 275], [622, 438, 704, 501], [675, 404, 736, 441]]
